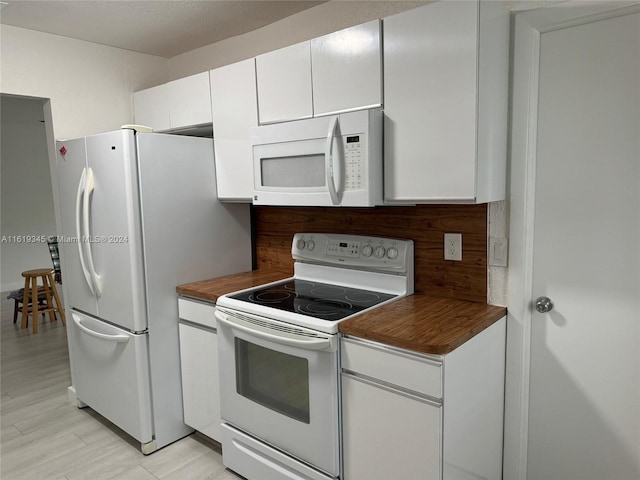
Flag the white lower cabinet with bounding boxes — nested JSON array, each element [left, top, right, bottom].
[[340, 317, 506, 480], [342, 375, 441, 479], [177, 297, 221, 442]]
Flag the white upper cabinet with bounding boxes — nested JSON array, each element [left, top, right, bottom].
[[256, 41, 313, 124], [166, 72, 212, 129], [256, 21, 383, 124], [383, 0, 509, 204], [311, 20, 382, 116], [210, 59, 258, 202], [133, 83, 171, 131], [134, 72, 212, 131]]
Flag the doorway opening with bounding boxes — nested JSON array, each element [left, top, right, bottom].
[[1, 94, 58, 293]]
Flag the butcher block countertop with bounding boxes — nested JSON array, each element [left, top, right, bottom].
[[176, 271, 506, 355], [176, 269, 291, 303], [339, 295, 506, 355]]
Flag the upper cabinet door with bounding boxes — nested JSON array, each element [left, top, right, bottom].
[[256, 41, 313, 124], [134, 72, 212, 132], [311, 20, 382, 116], [167, 72, 212, 129], [383, 0, 508, 204], [210, 59, 258, 201], [133, 83, 171, 132]]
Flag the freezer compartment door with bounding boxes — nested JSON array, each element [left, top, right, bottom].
[[69, 311, 153, 443]]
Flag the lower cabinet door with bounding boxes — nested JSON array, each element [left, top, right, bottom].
[[178, 322, 221, 441], [341, 374, 442, 480]]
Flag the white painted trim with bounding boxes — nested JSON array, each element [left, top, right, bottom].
[[504, 2, 640, 479], [504, 12, 540, 480]]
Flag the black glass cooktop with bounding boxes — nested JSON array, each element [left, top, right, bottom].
[[229, 279, 396, 322]]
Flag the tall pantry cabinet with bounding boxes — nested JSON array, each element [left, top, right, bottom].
[[383, 0, 509, 204]]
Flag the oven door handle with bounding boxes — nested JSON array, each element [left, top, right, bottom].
[[215, 311, 335, 351]]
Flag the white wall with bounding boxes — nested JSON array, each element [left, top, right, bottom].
[[169, 0, 429, 79], [0, 26, 168, 290], [0, 25, 168, 140], [0, 96, 57, 291]]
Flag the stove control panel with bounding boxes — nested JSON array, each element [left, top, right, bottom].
[[292, 233, 413, 273]]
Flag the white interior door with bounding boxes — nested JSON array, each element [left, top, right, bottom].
[[507, 4, 640, 479]]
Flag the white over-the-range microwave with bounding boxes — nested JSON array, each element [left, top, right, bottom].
[[251, 108, 382, 207]]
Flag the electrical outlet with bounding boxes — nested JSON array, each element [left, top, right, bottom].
[[444, 233, 462, 261]]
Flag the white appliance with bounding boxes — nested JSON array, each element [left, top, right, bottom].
[[215, 233, 414, 479], [251, 108, 383, 207], [55, 129, 252, 453]]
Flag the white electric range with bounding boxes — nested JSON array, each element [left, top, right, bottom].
[[215, 233, 414, 480]]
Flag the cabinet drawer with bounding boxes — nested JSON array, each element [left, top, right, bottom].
[[341, 337, 442, 399], [178, 298, 216, 329]]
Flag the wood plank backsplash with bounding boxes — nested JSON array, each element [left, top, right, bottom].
[[253, 204, 488, 304]]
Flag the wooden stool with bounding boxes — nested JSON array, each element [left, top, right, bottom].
[[20, 268, 66, 334]]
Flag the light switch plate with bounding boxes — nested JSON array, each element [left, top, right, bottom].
[[489, 237, 508, 267], [444, 233, 462, 261]]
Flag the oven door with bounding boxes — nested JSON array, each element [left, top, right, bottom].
[[216, 307, 340, 477]]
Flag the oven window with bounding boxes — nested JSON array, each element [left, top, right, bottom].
[[260, 155, 325, 188], [235, 338, 310, 424]]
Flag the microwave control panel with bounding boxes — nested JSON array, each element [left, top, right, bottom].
[[344, 135, 364, 191]]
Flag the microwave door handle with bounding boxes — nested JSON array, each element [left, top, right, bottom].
[[325, 116, 341, 205]]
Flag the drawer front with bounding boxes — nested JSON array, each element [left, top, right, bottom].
[[178, 298, 216, 329], [341, 337, 442, 399]]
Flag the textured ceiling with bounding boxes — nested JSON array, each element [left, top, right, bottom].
[[0, 0, 327, 58]]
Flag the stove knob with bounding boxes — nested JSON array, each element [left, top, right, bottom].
[[374, 246, 386, 258], [296, 239, 306, 250], [306, 240, 315, 251], [386, 247, 399, 259], [362, 245, 373, 257]]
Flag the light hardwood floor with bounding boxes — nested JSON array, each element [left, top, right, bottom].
[[0, 290, 241, 480]]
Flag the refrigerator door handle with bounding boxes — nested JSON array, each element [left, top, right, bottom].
[[83, 168, 103, 297], [72, 313, 130, 343], [75, 168, 96, 296]]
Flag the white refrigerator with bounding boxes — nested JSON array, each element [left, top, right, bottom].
[[55, 129, 252, 453]]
